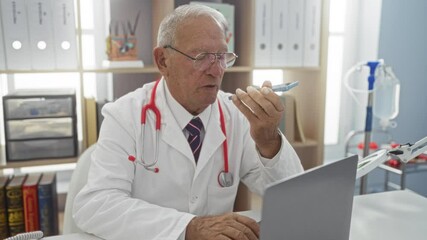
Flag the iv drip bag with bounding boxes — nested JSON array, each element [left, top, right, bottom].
[[373, 65, 400, 128]]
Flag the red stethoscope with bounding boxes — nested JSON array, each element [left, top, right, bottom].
[[128, 80, 234, 187]]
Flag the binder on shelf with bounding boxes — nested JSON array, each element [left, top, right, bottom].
[[286, 0, 304, 67], [279, 93, 296, 142], [271, 0, 289, 67], [0, 13, 6, 70], [51, 0, 78, 69], [303, 0, 321, 67], [190, 2, 235, 53], [0, 0, 32, 70], [254, 0, 272, 67], [26, 0, 56, 70], [85, 97, 98, 147], [294, 95, 306, 143]]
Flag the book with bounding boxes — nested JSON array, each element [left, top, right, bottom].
[[38, 172, 59, 236], [0, 175, 10, 239], [6, 174, 28, 237], [0, 0, 32, 70], [271, 0, 290, 67], [280, 93, 296, 142], [23, 173, 42, 232], [85, 97, 99, 147], [26, 0, 56, 70], [254, 0, 272, 66], [51, 0, 78, 69]]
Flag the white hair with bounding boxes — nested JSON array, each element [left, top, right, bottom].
[[157, 4, 229, 47]]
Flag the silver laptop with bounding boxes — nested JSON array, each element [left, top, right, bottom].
[[260, 155, 358, 240]]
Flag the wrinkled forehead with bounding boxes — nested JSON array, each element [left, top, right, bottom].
[[174, 16, 226, 46]]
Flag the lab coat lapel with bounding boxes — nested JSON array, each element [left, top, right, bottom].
[[194, 101, 226, 178], [154, 81, 195, 164]]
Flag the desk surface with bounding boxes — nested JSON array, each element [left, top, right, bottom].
[[45, 190, 427, 240], [350, 189, 427, 240]]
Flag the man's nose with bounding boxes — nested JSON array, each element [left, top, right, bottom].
[[205, 58, 224, 77]]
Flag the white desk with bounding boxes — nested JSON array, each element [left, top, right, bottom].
[[45, 190, 427, 240], [350, 190, 427, 240]]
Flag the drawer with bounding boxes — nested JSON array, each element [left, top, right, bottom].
[[6, 138, 77, 161], [4, 97, 74, 119], [6, 118, 74, 140]]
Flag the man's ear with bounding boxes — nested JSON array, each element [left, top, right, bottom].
[[153, 47, 169, 76]]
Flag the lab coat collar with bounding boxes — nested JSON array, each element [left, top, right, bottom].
[[153, 78, 226, 176], [163, 79, 211, 133]]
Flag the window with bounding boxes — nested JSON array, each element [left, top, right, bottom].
[[324, 0, 347, 146], [324, 0, 383, 161]]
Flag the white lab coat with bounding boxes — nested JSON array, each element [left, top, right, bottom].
[[73, 79, 303, 240]]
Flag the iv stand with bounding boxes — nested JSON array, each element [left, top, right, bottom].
[[360, 61, 380, 194]]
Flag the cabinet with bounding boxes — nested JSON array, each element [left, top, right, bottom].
[[2, 89, 78, 162], [0, 0, 329, 170]]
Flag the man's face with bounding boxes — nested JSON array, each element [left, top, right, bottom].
[[163, 16, 228, 115]]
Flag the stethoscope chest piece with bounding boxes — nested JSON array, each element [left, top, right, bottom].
[[218, 171, 234, 187]]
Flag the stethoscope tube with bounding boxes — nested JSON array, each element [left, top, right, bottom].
[[128, 79, 233, 187], [217, 101, 233, 187], [128, 80, 161, 173]]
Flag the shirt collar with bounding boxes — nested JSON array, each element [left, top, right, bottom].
[[163, 79, 211, 131]]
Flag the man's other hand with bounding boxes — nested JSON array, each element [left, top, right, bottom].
[[186, 213, 260, 240]]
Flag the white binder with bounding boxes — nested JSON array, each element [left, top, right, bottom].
[[0, 0, 32, 70], [271, 0, 289, 67], [51, 0, 78, 69], [26, 0, 56, 70], [303, 0, 321, 67], [254, 0, 272, 67], [0, 10, 6, 70], [286, 0, 304, 67]]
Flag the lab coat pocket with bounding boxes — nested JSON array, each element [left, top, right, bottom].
[[207, 183, 239, 215]]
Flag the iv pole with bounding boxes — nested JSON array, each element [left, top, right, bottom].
[[360, 61, 380, 194]]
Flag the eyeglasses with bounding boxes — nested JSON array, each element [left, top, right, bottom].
[[164, 45, 238, 71]]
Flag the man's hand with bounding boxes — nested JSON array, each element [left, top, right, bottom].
[[185, 213, 260, 240], [232, 81, 283, 158]]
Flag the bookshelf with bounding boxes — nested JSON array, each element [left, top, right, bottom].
[[0, 0, 329, 170]]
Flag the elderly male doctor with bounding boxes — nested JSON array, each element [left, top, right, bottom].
[[73, 4, 303, 240]]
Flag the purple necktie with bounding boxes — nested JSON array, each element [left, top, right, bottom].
[[186, 117, 203, 162]]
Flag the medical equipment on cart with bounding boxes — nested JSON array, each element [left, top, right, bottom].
[[344, 60, 400, 194], [127, 80, 234, 187], [344, 60, 401, 132], [357, 135, 427, 179]]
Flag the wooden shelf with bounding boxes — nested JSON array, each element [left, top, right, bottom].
[[0, 157, 78, 169], [291, 139, 318, 148], [0, 0, 329, 171], [0, 65, 253, 75]]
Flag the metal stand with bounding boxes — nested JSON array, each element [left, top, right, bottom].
[[345, 129, 393, 194]]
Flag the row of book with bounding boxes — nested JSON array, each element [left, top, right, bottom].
[[0, 0, 77, 70], [0, 172, 58, 238], [255, 0, 322, 67]]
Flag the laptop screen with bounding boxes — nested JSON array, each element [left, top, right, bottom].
[[260, 155, 358, 240]]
